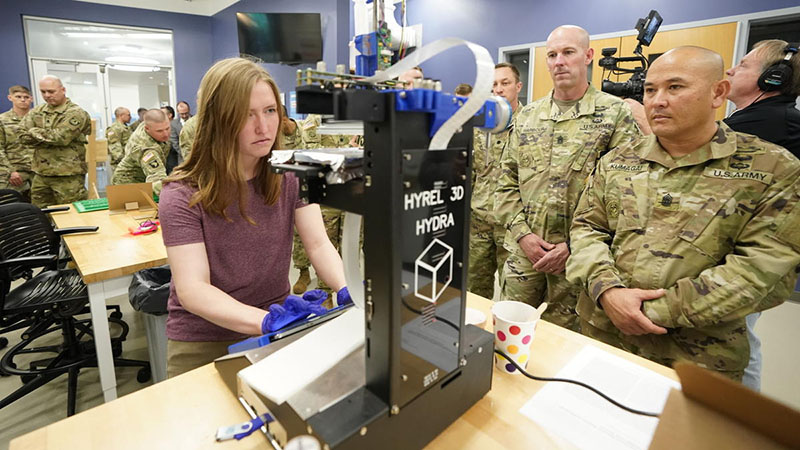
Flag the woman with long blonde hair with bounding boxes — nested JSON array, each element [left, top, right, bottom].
[[159, 58, 348, 377]]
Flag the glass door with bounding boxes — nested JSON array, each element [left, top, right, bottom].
[[29, 60, 174, 194], [24, 16, 177, 194], [105, 66, 173, 126], [30, 60, 108, 136]]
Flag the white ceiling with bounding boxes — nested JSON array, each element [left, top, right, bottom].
[[74, 0, 240, 17]]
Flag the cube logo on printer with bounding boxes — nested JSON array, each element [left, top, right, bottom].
[[414, 238, 453, 304]]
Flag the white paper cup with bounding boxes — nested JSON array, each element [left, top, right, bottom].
[[491, 301, 540, 374], [464, 307, 487, 327]]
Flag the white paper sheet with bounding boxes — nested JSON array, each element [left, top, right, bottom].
[[238, 308, 365, 405], [519, 345, 681, 450]]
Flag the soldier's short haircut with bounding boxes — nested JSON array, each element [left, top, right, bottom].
[[137, 107, 147, 114], [495, 62, 521, 83], [39, 75, 63, 87], [8, 85, 31, 95], [548, 25, 590, 50], [114, 106, 129, 118], [454, 83, 473, 96], [144, 108, 168, 123], [753, 39, 800, 96]]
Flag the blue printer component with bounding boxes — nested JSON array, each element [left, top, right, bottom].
[[393, 89, 513, 137]]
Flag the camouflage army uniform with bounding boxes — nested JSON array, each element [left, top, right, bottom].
[[130, 118, 143, 132], [566, 123, 800, 380], [496, 86, 640, 330], [291, 115, 354, 289], [282, 118, 302, 149], [0, 124, 11, 184], [0, 110, 35, 199], [467, 106, 521, 299], [111, 125, 171, 195], [179, 115, 198, 160], [105, 119, 131, 169], [19, 98, 91, 207]]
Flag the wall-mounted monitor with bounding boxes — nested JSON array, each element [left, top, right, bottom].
[[236, 12, 323, 65]]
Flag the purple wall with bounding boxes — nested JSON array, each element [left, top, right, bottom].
[[0, 0, 212, 112], [405, 0, 800, 93], [210, 0, 349, 97]]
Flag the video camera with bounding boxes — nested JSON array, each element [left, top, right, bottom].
[[598, 10, 663, 102]]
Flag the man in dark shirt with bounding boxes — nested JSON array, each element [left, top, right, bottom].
[[723, 39, 800, 391], [725, 39, 800, 157]]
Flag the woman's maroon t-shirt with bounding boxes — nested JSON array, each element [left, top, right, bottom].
[[159, 174, 304, 341]]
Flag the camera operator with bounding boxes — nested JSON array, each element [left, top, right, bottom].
[[726, 40, 800, 157], [720, 40, 800, 391]]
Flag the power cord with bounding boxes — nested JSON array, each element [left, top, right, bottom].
[[494, 349, 661, 418], [402, 300, 659, 417]]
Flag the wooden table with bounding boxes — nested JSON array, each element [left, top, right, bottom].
[[50, 206, 167, 402], [10, 294, 677, 450]]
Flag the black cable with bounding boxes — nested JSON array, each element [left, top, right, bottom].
[[402, 301, 657, 417], [494, 349, 661, 418]]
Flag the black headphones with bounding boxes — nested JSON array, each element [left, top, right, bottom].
[[757, 42, 799, 92]]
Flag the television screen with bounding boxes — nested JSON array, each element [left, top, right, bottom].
[[236, 12, 323, 65]]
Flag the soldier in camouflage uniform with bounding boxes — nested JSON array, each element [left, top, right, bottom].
[[0, 85, 35, 200], [566, 46, 800, 381], [468, 63, 523, 299], [291, 114, 356, 293], [105, 106, 132, 171], [111, 109, 171, 195], [19, 76, 91, 207], [130, 107, 147, 132], [179, 115, 198, 160], [496, 26, 640, 330]]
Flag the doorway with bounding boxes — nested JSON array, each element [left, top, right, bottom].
[[23, 17, 176, 193]]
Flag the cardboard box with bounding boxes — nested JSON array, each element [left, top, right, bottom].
[[650, 362, 800, 449]]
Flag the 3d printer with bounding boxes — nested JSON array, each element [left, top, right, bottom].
[[215, 39, 512, 449]]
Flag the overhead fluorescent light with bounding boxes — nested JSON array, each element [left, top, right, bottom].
[[62, 32, 123, 39], [109, 65, 159, 72], [106, 56, 160, 65], [129, 33, 171, 40]]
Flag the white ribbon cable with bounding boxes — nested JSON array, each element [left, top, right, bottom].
[[341, 212, 364, 309], [364, 37, 495, 150]]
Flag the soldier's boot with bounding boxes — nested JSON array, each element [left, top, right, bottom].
[[293, 268, 311, 294]]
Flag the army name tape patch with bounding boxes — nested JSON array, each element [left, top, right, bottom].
[[703, 168, 773, 184], [608, 163, 647, 172]]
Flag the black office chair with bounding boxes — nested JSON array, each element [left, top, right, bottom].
[[0, 190, 33, 351], [0, 188, 23, 206], [0, 203, 151, 416], [0, 189, 70, 351]]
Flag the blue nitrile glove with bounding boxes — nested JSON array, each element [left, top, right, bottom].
[[262, 291, 330, 333], [337, 286, 352, 306], [300, 289, 328, 316], [302, 289, 328, 307]]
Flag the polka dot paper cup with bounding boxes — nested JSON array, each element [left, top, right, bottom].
[[491, 301, 540, 374]]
